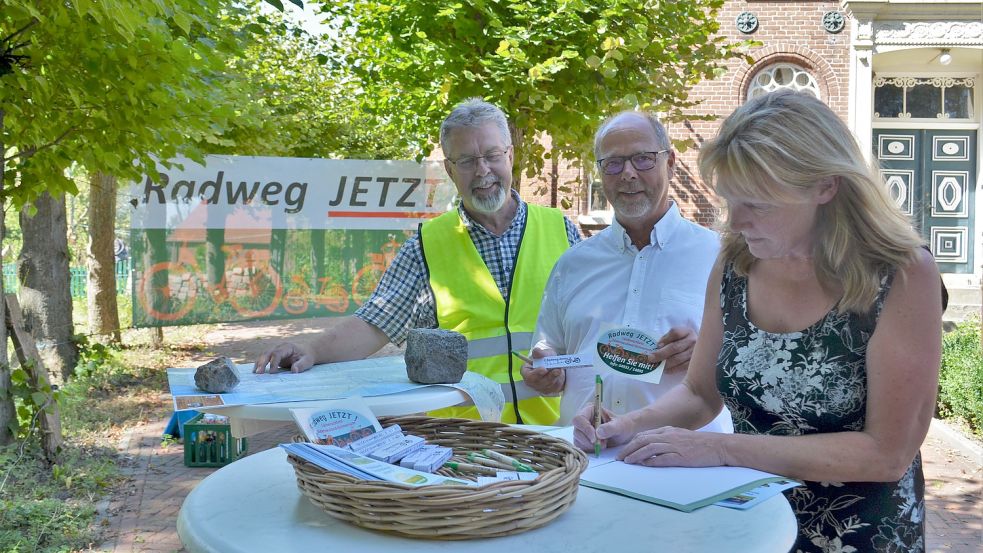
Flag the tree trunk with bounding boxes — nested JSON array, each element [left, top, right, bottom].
[[509, 125, 524, 193], [0, 108, 14, 445], [87, 172, 121, 344], [141, 228, 169, 349], [18, 191, 78, 382], [549, 154, 559, 208]]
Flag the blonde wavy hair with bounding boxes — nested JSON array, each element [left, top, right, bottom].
[[698, 89, 923, 314]]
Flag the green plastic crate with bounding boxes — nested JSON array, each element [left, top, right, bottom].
[[183, 413, 248, 467]]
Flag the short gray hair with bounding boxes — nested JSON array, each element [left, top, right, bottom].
[[593, 111, 671, 159], [439, 98, 512, 154]]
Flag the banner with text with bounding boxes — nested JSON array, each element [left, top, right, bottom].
[[129, 155, 456, 327]]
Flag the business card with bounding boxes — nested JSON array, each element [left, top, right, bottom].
[[532, 353, 593, 371]]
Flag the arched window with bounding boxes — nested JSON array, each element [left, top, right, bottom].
[[747, 63, 821, 99]]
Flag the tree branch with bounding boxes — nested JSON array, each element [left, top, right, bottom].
[[2, 126, 77, 164], [2, 19, 38, 47]]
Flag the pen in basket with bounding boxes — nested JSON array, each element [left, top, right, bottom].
[[442, 461, 499, 476]]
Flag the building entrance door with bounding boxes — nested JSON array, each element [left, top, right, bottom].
[[874, 129, 976, 273]]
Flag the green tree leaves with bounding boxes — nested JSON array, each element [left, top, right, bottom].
[[317, 0, 751, 190], [0, 0, 259, 206]]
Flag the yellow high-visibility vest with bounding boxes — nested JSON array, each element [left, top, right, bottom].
[[419, 204, 569, 424]]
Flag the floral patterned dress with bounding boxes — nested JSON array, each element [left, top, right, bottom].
[[717, 264, 924, 553]]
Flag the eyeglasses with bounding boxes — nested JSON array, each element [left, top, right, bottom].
[[596, 150, 669, 175], [449, 148, 510, 171]]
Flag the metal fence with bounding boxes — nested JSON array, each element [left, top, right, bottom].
[[2, 260, 131, 298]]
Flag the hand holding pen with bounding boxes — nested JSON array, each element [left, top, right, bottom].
[[515, 347, 565, 395], [572, 399, 634, 454]]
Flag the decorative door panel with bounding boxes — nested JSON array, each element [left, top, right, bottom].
[[874, 129, 976, 273]]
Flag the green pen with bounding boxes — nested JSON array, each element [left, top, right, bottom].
[[467, 452, 513, 471], [443, 461, 498, 476], [481, 449, 535, 473], [593, 375, 603, 458]]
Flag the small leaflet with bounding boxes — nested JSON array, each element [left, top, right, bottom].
[[289, 396, 382, 447]]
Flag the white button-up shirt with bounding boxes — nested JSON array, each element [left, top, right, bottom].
[[533, 202, 733, 431]]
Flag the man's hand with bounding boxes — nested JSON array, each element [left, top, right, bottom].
[[648, 326, 697, 373], [572, 403, 634, 452], [253, 342, 316, 374], [518, 346, 565, 395]]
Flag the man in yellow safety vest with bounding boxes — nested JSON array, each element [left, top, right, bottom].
[[254, 99, 580, 425]]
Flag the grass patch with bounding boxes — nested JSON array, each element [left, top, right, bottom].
[[0, 308, 219, 551], [0, 442, 117, 552]]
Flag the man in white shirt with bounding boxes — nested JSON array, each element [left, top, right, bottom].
[[522, 111, 732, 431]]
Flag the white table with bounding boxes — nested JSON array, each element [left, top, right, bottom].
[[178, 448, 797, 553], [201, 387, 469, 438]]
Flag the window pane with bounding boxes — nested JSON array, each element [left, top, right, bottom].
[[774, 67, 792, 85], [874, 84, 904, 118], [747, 63, 821, 101], [944, 85, 973, 119], [590, 180, 608, 211], [908, 83, 941, 118]]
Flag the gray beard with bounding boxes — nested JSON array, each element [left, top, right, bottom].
[[469, 181, 508, 214]]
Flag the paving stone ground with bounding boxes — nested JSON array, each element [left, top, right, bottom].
[[94, 319, 982, 552]]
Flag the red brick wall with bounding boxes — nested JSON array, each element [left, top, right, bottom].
[[675, 1, 852, 227], [520, 1, 853, 232]]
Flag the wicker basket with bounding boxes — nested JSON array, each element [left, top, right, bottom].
[[286, 415, 588, 540]]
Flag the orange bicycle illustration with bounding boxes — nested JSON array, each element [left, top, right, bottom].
[[351, 235, 401, 306], [281, 274, 350, 315], [138, 242, 283, 322]]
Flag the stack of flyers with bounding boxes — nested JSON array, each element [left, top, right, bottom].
[[280, 443, 381, 481], [310, 444, 473, 487], [368, 435, 425, 463], [399, 445, 454, 473], [347, 425, 404, 455]]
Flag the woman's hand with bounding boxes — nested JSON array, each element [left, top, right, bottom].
[[572, 403, 635, 452], [617, 427, 727, 468]]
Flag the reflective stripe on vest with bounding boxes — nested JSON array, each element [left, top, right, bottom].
[[420, 204, 569, 425], [468, 333, 534, 359]]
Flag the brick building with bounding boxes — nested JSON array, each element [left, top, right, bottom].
[[523, 0, 981, 317]]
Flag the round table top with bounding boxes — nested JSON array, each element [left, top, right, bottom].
[[202, 386, 470, 421], [178, 447, 797, 553]]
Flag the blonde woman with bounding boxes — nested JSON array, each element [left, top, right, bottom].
[[573, 89, 943, 552]]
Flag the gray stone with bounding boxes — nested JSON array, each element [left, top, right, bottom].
[[404, 329, 468, 384], [194, 356, 240, 393]]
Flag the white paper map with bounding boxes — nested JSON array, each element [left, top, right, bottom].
[[167, 356, 504, 421]]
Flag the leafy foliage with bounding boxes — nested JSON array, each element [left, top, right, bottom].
[[6, 361, 63, 440], [0, 0, 263, 207], [318, 0, 752, 187], [938, 318, 983, 436], [219, 7, 412, 160]]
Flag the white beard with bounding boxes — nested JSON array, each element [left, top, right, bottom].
[[468, 178, 508, 214]]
